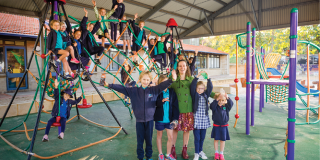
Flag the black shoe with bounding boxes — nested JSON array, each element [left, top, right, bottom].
[[86, 71, 93, 76], [94, 59, 101, 65], [51, 60, 58, 68], [65, 74, 73, 80]]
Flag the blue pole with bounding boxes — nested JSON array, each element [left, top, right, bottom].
[[246, 22, 251, 135]]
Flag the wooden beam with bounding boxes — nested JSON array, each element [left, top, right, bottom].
[[0, 5, 40, 17]]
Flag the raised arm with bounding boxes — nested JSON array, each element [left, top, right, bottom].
[[80, 8, 88, 31], [210, 100, 218, 113], [151, 79, 173, 95], [226, 98, 234, 111], [69, 97, 83, 105], [108, 84, 130, 97], [190, 77, 198, 97], [92, 21, 101, 35], [206, 78, 213, 96], [93, 0, 99, 19]]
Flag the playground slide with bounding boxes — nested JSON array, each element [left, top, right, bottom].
[[267, 68, 319, 95]]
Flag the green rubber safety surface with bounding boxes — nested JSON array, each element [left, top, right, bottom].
[[1, 94, 319, 160]]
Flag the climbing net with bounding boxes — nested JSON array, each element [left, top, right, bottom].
[[0, 7, 183, 158]]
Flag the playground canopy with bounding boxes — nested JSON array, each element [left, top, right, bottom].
[[0, 0, 318, 39]]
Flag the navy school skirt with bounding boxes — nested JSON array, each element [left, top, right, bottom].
[[211, 126, 230, 141]]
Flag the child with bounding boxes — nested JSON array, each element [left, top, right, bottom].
[[190, 71, 213, 160], [120, 61, 136, 105], [42, 79, 82, 141], [110, 0, 125, 41], [189, 50, 198, 76], [81, 10, 104, 66], [154, 75, 180, 160], [210, 89, 233, 160], [131, 13, 146, 66], [47, 20, 73, 79], [156, 31, 171, 71], [93, 0, 116, 47], [59, 22, 79, 64], [105, 71, 174, 160], [119, 15, 132, 55]]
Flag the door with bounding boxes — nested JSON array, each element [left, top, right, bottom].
[[5, 46, 28, 90]]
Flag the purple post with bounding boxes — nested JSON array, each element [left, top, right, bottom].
[[54, 1, 58, 20], [251, 28, 256, 126], [246, 22, 251, 135], [287, 8, 298, 160], [259, 47, 264, 112]]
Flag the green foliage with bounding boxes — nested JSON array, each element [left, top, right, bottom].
[[201, 25, 320, 58]]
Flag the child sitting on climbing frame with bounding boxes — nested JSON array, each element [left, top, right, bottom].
[[42, 79, 82, 141], [131, 13, 147, 67], [59, 21, 79, 64], [190, 70, 213, 160], [47, 20, 74, 79], [92, 0, 117, 47], [104, 71, 174, 160], [120, 15, 132, 55], [156, 30, 171, 71], [210, 88, 233, 160]]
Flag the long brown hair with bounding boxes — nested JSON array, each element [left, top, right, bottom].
[[158, 74, 168, 84], [176, 60, 191, 77]]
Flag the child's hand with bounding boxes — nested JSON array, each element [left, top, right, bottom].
[[73, 42, 77, 47], [86, 22, 91, 28], [197, 70, 205, 78], [162, 98, 170, 102], [92, 0, 96, 6], [149, 32, 152, 36], [118, 19, 121, 23], [98, 15, 102, 22], [134, 13, 138, 20], [172, 70, 177, 81], [54, 79, 59, 89], [84, 8, 88, 17], [170, 30, 172, 34], [104, 81, 109, 87], [114, 5, 118, 10], [195, 49, 198, 56]]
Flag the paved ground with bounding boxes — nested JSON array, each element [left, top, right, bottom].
[[0, 86, 319, 160]]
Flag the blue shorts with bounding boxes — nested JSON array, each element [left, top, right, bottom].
[[155, 121, 171, 131]]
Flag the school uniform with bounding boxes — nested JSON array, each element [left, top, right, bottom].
[[110, 0, 125, 40], [45, 89, 82, 135], [94, 6, 115, 39], [189, 56, 197, 75], [108, 79, 173, 160], [190, 77, 213, 153], [156, 35, 170, 70], [47, 29, 63, 56], [148, 39, 161, 60], [131, 20, 146, 53], [210, 98, 234, 141], [120, 21, 132, 41], [154, 88, 180, 131]]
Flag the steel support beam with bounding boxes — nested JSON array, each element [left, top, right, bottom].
[[180, 0, 243, 38], [250, 0, 259, 30], [214, 0, 227, 6], [258, 0, 262, 28], [174, 0, 213, 14], [203, 9, 214, 35], [140, 0, 171, 21]]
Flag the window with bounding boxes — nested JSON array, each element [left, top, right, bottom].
[[196, 53, 207, 69], [0, 47, 4, 73], [209, 55, 220, 68]]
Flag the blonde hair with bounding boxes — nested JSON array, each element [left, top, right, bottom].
[[158, 74, 168, 84], [196, 81, 206, 88], [139, 21, 145, 24], [139, 71, 152, 81], [59, 22, 66, 27], [214, 93, 220, 100], [49, 20, 60, 27]]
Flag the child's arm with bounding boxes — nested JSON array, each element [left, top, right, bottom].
[[46, 31, 54, 51], [92, 18, 101, 35], [156, 93, 164, 108], [105, 82, 130, 97], [131, 13, 138, 30], [93, 0, 99, 20], [80, 9, 88, 31], [172, 90, 180, 120], [226, 98, 234, 111], [119, 4, 125, 20], [190, 77, 198, 97], [53, 79, 59, 100], [151, 79, 173, 95], [164, 31, 171, 44], [210, 100, 218, 112], [191, 50, 198, 67], [69, 96, 83, 105], [106, 5, 116, 19], [206, 78, 213, 96]]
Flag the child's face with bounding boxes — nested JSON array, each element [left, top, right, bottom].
[[217, 94, 227, 106], [74, 31, 81, 40], [196, 84, 205, 94], [60, 25, 66, 32], [122, 16, 126, 20], [124, 64, 129, 71], [117, 0, 123, 3], [189, 58, 193, 64], [161, 36, 166, 42], [150, 39, 154, 45], [51, 22, 60, 30], [140, 74, 151, 88], [139, 22, 144, 29], [100, 9, 106, 16], [88, 24, 94, 32], [179, 55, 185, 60], [63, 93, 70, 100]]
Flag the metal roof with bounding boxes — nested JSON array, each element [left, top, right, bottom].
[[0, 0, 318, 39]]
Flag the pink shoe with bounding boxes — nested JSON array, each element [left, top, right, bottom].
[[219, 154, 225, 160], [42, 135, 49, 142], [58, 132, 64, 139], [71, 73, 74, 78], [70, 58, 80, 64], [214, 153, 219, 160]]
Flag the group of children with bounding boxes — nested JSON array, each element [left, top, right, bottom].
[[43, 1, 231, 160]]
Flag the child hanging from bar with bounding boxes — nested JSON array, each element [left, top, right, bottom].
[[110, 0, 125, 42], [120, 60, 136, 106], [104, 71, 174, 160], [210, 88, 233, 160], [156, 31, 171, 72], [190, 70, 213, 160], [92, 0, 117, 47], [42, 79, 82, 141], [47, 20, 74, 79], [131, 13, 147, 67], [154, 74, 180, 160], [188, 49, 198, 76], [81, 9, 104, 66], [120, 15, 132, 55], [70, 8, 92, 75]]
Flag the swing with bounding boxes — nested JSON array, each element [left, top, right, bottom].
[[77, 74, 92, 108], [51, 116, 61, 126]]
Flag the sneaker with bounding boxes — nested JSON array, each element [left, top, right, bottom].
[[158, 154, 165, 160], [65, 74, 72, 80], [214, 153, 219, 160], [86, 71, 93, 76], [58, 132, 64, 139], [199, 151, 208, 159], [71, 73, 75, 78], [50, 60, 58, 68], [166, 154, 176, 160], [42, 135, 49, 142], [219, 154, 225, 160], [193, 153, 199, 160], [70, 58, 80, 64], [94, 59, 101, 65]]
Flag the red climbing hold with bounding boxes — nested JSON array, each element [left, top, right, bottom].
[[234, 79, 239, 83], [235, 114, 240, 119], [235, 96, 239, 101], [52, 116, 61, 126], [78, 99, 92, 109], [41, 54, 46, 59], [166, 18, 178, 27]]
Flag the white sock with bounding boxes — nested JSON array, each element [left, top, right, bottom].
[[65, 72, 69, 75], [215, 150, 219, 153], [57, 59, 61, 62], [220, 151, 223, 155]]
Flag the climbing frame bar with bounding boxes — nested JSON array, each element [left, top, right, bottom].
[[246, 22, 251, 135], [251, 28, 256, 126]]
